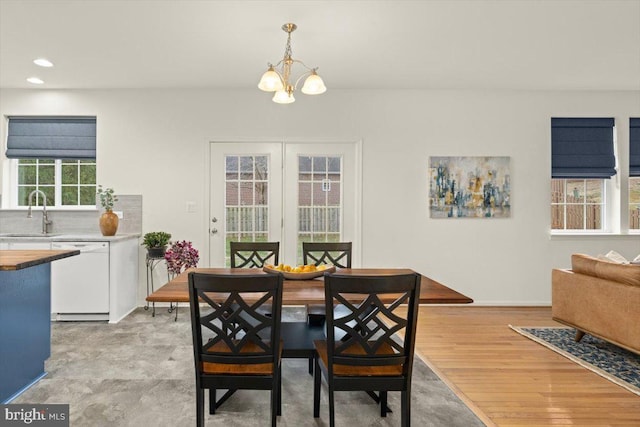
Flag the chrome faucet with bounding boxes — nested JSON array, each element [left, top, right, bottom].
[[27, 189, 53, 234]]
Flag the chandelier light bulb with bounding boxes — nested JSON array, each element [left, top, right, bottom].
[[258, 66, 283, 92], [301, 71, 326, 95], [272, 90, 295, 104]]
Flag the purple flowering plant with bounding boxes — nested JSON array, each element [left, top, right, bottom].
[[164, 240, 200, 275]]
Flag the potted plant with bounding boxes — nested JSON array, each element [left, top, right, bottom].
[[164, 240, 200, 275], [97, 185, 119, 236], [142, 231, 172, 258]]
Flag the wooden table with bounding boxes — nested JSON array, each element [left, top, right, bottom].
[[146, 267, 473, 305]]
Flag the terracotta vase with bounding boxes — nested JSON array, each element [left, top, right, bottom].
[[99, 210, 119, 236]]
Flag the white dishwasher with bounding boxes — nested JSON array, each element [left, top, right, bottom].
[[51, 241, 110, 321]]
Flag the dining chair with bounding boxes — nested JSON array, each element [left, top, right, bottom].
[[303, 242, 353, 327], [230, 241, 279, 268], [188, 271, 284, 427], [313, 272, 421, 427], [302, 242, 352, 269]]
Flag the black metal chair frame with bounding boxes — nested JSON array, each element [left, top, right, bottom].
[[313, 272, 421, 427], [230, 241, 279, 268], [188, 272, 284, 427]]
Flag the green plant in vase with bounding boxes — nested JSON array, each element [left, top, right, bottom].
[[97, 185, 119, 236], [142, 231, 172, 258]]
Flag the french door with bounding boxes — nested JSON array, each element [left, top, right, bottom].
[[209, 141, 360, 267]]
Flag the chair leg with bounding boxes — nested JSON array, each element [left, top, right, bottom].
[[313, 357, 321, 418], [308, 356, 313, 375], [401, 388, 411, 427], [209, 388, 216, 415], [271, 375, 279, 427], [277, 365, 282, 416], [328, 385, 335, 427], [196, 388, 205, 427], [380, 391, 388, 417]]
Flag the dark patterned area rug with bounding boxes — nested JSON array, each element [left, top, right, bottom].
[[510, 326, 640, 396]]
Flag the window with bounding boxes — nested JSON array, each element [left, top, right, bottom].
[[551, 118, 615, 231], [551, 179, 604, 229], [6, 116, 97, 209], [297, 155, 342, 262], [630, 118, 640, 230], [15, 159, 96, 207]]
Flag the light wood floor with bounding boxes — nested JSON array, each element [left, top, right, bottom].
[[413, 306, 640, 427]]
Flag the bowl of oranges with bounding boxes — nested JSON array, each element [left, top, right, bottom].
[[263, 263, 336, 280]]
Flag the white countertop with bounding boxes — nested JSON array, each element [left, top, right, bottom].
[[0, 233, 140, 242]]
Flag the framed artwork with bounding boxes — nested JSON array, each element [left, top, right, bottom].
[[429, 156, 511, 218]]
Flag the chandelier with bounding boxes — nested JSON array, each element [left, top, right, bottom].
[[258, 23, 326, 104]]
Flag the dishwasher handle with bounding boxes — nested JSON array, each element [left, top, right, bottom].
[[52, 242, 109, 253]]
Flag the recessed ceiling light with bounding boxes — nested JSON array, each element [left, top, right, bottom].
[[33, 58, 53, 67], [27, 77, 44, 84]]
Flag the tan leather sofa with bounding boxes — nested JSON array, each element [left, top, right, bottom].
[[552, 254, 640, 355]]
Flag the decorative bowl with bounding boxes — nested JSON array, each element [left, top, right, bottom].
[[262, 265, 336, 280]]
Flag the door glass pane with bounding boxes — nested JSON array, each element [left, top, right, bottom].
[[225, 155, 269, 266], [296, 155, 342, 263]]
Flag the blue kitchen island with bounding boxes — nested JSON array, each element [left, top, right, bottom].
[[0, 249, 79, 403]]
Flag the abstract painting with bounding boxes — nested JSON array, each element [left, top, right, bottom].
[[429, 156, 511, 218]]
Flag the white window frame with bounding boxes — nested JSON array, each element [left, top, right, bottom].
[[6, 158, 97, 210]]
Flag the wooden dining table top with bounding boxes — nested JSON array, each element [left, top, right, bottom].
[[146, 268, 473, 305]]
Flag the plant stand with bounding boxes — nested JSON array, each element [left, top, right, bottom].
[[144, 254, 171, 317]]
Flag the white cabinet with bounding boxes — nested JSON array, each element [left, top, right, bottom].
[[50, 238, 138, 323], [7, 242, 50, 250]]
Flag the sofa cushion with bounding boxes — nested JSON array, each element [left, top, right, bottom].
[[572, 253, 640, 288]]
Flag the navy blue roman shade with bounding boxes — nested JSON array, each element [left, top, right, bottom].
[[631, 118, 640, 177], [6, 116, 96, 159], [551, 118, 616, 179]]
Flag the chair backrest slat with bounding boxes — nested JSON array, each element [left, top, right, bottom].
[[303, 242, 352, 268], [324, 272, 420, 374], [230, 241, 279, 268]]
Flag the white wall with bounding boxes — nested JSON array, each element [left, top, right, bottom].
[[1, 88, 639, 305]]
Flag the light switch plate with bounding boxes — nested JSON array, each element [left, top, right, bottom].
[[186, 202, 196, 213], [113, 211, 124, 219]]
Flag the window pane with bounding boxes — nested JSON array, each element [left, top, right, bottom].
[[255, 182, 268, 205], [18, 165, 37, 185], [550, 179, 564, 203], [80, 164, 96, 184], [38, 165, 55, 185], [18, 186, 36, 206], [80, 186, 96, 205], [551, 205, 564, 229], [585, 205, 601, 229], [62, 187, 78, 205], [62, 164, 78, 184], [240, 156, 254, 180], [566, 180, 584, 203], [585, 180, 602, 203], [255, 156, 268, 180], [566, 205, 584, 229], [226, 156, 238, 180]]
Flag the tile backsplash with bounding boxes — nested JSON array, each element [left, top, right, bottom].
[[0, 195, 142, 235]]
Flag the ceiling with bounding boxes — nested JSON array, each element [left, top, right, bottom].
[[1, 0, 639, 91]]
